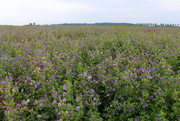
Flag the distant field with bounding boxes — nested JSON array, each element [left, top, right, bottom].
[[0, 26, 180, 121]]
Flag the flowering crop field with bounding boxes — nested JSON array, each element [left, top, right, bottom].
[[0, 26, 180, 121]]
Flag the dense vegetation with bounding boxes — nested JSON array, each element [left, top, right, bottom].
[[0, 26, 180, 121]]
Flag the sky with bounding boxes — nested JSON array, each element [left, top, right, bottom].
[[0, 0, 180, 25]]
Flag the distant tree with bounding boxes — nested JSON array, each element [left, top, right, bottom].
[[33, 22, 36, 26], [29, 23, 33, 26]]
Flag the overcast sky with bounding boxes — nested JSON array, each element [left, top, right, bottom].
[[0, 0, 180, 25]]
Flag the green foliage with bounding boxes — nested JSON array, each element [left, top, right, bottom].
[[0, 26, 180, 121]]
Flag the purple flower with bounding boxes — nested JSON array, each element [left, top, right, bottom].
[[142, 104, 148, 108], [51, 91, 57, 95], [16, 103, 22, 108], [78, 74, 83, 77], [36, 82, 41, 86], [157, 90, 162, 93], [26, 99, 30, 103], [128, 109, 132, 112], [93, 98, 97, 101], [76, 97, 80, 101], [63, 92, 67, 97], [134, 119, 139, 121], [155, 114, 159, 117], [92, 103, 96, 106], [138, 97, 142, 100], [63, 98, 66, 102], [138, 69, 142, 73], [98, 102, 102, 105], [142, 86, 146, 89], [76, 106, 80, 111], [65, 111, 69, 114], [66, 104, 71, 110], [115, 106, 118, 109], [62, 84, 67, 90], [119, 103, 122, 106], [26, 79, 31, 82], [57, 102, 62, 107], [53, 100, 57, 104], [102, 81, 106, 85], [37, 115, 42, 118], [50, 76, 56, 80], [116, 54, 120, 58], [18, 112, 22, 115], [83, 81, 88, 85], [57, 119, 63, 121], [176, 82, 180, 84], [85, 94, 90, 96], [130, 73, 134, 76], [2, 81, 6, 84], [9, 109, 13, 114], [150, 95, 154, 98], [90, 89, 95, 92], [146, 75, 153, 79], [39, 103, 44, 107], [8, 76, 13, 80], [87, 75, 92, 80], [59, 94, 63, 98], [57, 112, 62, 116], [122, 76, 128, 79], [3, 105, 7, 108], [121, 97, 124, 100]]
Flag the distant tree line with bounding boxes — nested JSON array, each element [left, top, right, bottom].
[[0, 25, 14, 27], [136, 23, 179, 27], [51, 23, 136, 26], [1, 22, 179, 27], [22, 22, 36, 26], [50, 22, 180, 27], [27, 22, 36, 26]]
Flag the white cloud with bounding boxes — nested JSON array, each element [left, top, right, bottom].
[[155, 0, 180, 11], [0, 0, 180, 25], [0, 0, 99, 15], [29, 0, 98, 12], [0, 0, 101, 24]]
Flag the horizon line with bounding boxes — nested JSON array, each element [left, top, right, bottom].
[[1, 22, 180, 26]]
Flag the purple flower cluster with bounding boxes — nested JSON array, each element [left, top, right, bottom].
[[1, 26, 179, 121]]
